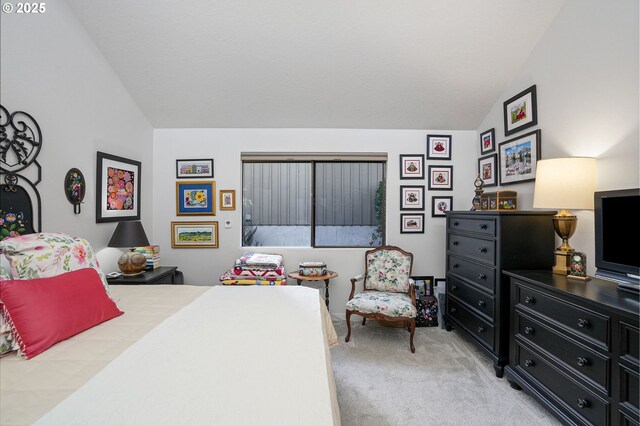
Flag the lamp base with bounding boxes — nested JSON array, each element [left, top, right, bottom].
[[117, 250, 147, 276], [552, 250, 572, 275]]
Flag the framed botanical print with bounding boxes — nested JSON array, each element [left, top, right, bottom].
[[400, 213, 425, 234], [498, 130, 541, 185], [176, 159, 214, 179], [96, 152, 141, 223], [176, 180, 216, 215], [427, 135, 452, 160], [219, 189, 236, 210], [399, 154, 425, 179], [480, 128, 496, 154], [171, 221, 219, 248], [428, 165, 453, 190], [400, 185, 425, 210], [503, 85, 537, 136], [431, 196, 452, 217], [478, 154, 498, 187]]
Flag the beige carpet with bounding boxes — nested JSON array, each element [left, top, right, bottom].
[[331, 320, 561, 426]]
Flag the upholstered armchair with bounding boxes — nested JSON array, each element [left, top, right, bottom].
[[345, 245, 417, 352]]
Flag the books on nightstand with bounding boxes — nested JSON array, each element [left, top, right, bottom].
[[134, 245, 160, 270]]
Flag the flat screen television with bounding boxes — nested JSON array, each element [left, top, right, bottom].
[[594, 188, 640, 292]]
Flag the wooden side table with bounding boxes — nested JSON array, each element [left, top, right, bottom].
[[287, 271, 338, 308], [107, 266, 180, 285]]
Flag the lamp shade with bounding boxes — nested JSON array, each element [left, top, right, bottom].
[[533, 157, 596, 210], [108, 220, 150, 248]]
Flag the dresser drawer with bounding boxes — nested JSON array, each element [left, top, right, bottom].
[[447, 297, 494, 350], [621, 322, 639, 364], [516, 312, 610, 393], [517, 284, 610, 348], [620, 364, 640, 413], [448, 255, 496, 293], [447, 276, 495, 322], [515, 343, 609, 426], [449, 216, 496, 236], [448, 234, 496, 265]]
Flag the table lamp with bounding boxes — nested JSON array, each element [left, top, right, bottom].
[[533, 157, 596, 275], [108, 220, 150, 276]]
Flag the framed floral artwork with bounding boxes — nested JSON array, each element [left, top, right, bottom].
[[176, 159, 214, 179], [96, 152, 141, 223], [480, 128, 496, 154], [503, 85, 537, 136], [400, 185, 425, 210], [176, 180, 216, 215], [478, 154, 498, 187], [431, 196, 452, 217], [498, 130, 541, 185], [427, 134, 452, 160], [428, 165, 453, 190], [399, 154, 424, 180], [219, 189, 236, 210], [400, 213, 425, 234], [171, 221, 219, 248]]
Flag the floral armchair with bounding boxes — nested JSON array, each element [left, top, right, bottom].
[[345, 245, 417, 352]]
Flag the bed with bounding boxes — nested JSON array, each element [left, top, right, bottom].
[[0, 285, 340, 425]]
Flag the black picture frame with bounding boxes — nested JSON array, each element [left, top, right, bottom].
[[428, 165, 453, 191], [412, 275, 434, 297], [480, 128, 496, 154], [96, 152, 141, 223], [426, 134, 452, 160], [478, 154, 498, 187], [498, 129, 541, 186], [434, 278, 446, 288], [400, 213, 425, 234], [399, 154, 425, 180], [431, 196, 453, 217], [400, 185, 425, 210], [503, 85, 537, 136], [176, 158, 214, 179]]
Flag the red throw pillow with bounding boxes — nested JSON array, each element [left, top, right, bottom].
[[0, 268, 124, 359]]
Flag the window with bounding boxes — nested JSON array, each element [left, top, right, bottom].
[[242, 155, 386, 248]]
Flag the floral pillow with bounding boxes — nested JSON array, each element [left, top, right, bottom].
[[364, 248, 412, 293], [1, 263, 19, 356], [0, 233, 110, 294]]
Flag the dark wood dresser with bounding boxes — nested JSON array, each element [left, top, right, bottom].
[[444, 211, 556, 377], [505, 270, 640, 426]]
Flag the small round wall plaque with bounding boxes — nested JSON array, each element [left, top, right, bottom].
[[64, 168, 86, 214]]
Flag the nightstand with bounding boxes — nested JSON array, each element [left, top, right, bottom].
[[107, 266, 180, 285]]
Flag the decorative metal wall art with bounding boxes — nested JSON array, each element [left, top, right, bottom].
[[64, 168, 85, 214], [0, 105, 42, 240]]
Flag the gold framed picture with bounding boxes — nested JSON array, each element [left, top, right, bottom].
[[219, 189, 236, 211]]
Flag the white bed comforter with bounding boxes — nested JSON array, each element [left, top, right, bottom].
[[35, 286, 339, 426]]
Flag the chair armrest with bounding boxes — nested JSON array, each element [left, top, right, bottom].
[[348, 275, 365, 301]]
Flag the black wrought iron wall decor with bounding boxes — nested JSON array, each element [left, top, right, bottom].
[[64, 168, 85, 214], [0, 105, 42, 240]]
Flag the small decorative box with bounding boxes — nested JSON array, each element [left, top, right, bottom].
[[299, 261, 327, 277], [481, 191, 518, 211]]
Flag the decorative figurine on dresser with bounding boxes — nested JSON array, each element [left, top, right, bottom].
[[444, 210, 556, 377]]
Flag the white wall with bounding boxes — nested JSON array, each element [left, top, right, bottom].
[[476, 0, 639, 275], [153, 129, 476, 313], [0, 1, 153, 265]]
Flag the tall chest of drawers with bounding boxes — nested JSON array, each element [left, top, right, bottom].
[[444, 211, 555, 377], [505, 271, 640, 426]]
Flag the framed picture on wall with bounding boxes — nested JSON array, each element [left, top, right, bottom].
[[400, 213, 425, 234], [426, 135, 452, 160], [478, 154, 498, 187], [399, 154, 425, 179], [428, 165, 453, 190], [176, 180, 216, 215], [479, 128, 496, 154], [96, 152, 141, 223], [400, 185, 425, 210], [219, 189, 236, 210], [498, 130, 541, 185], [431, 196, 452, 217], [171, 221, 219, 248], [503, 85, 537, 136], [176, 159, 214, 179]]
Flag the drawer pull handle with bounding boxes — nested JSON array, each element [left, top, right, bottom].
[[524, 359, 535, 367], [478, 273, 487, 280], [453, 221, 459, 226], [524, 326, 534, 335], [576, 398, 590, 409], [452, 241, 459, 246], [477, 326, 485, 333], [524, 296, 535, 304], [452, 263, 459, 268], [477, 300, 486, 307], [450, 307, 457, 313], [577, 318, 590, 328], [451, 285, 458, 290], [479, 224, 487, 229], [577, 357, 589, 367], [478, 247, 487, 253]]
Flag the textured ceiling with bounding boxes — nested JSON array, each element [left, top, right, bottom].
[[66, 0, 566, 129]]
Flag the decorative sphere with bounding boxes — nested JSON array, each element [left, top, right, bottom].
[[118, 251, 147, 275]]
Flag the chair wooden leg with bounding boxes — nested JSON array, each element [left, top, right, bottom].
[[409, 319, 416, 353], [362, 318, 366, 326], [345, 310, 352, 342]]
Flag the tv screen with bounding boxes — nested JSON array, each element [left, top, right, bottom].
[[594, 188, 640, 288]]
